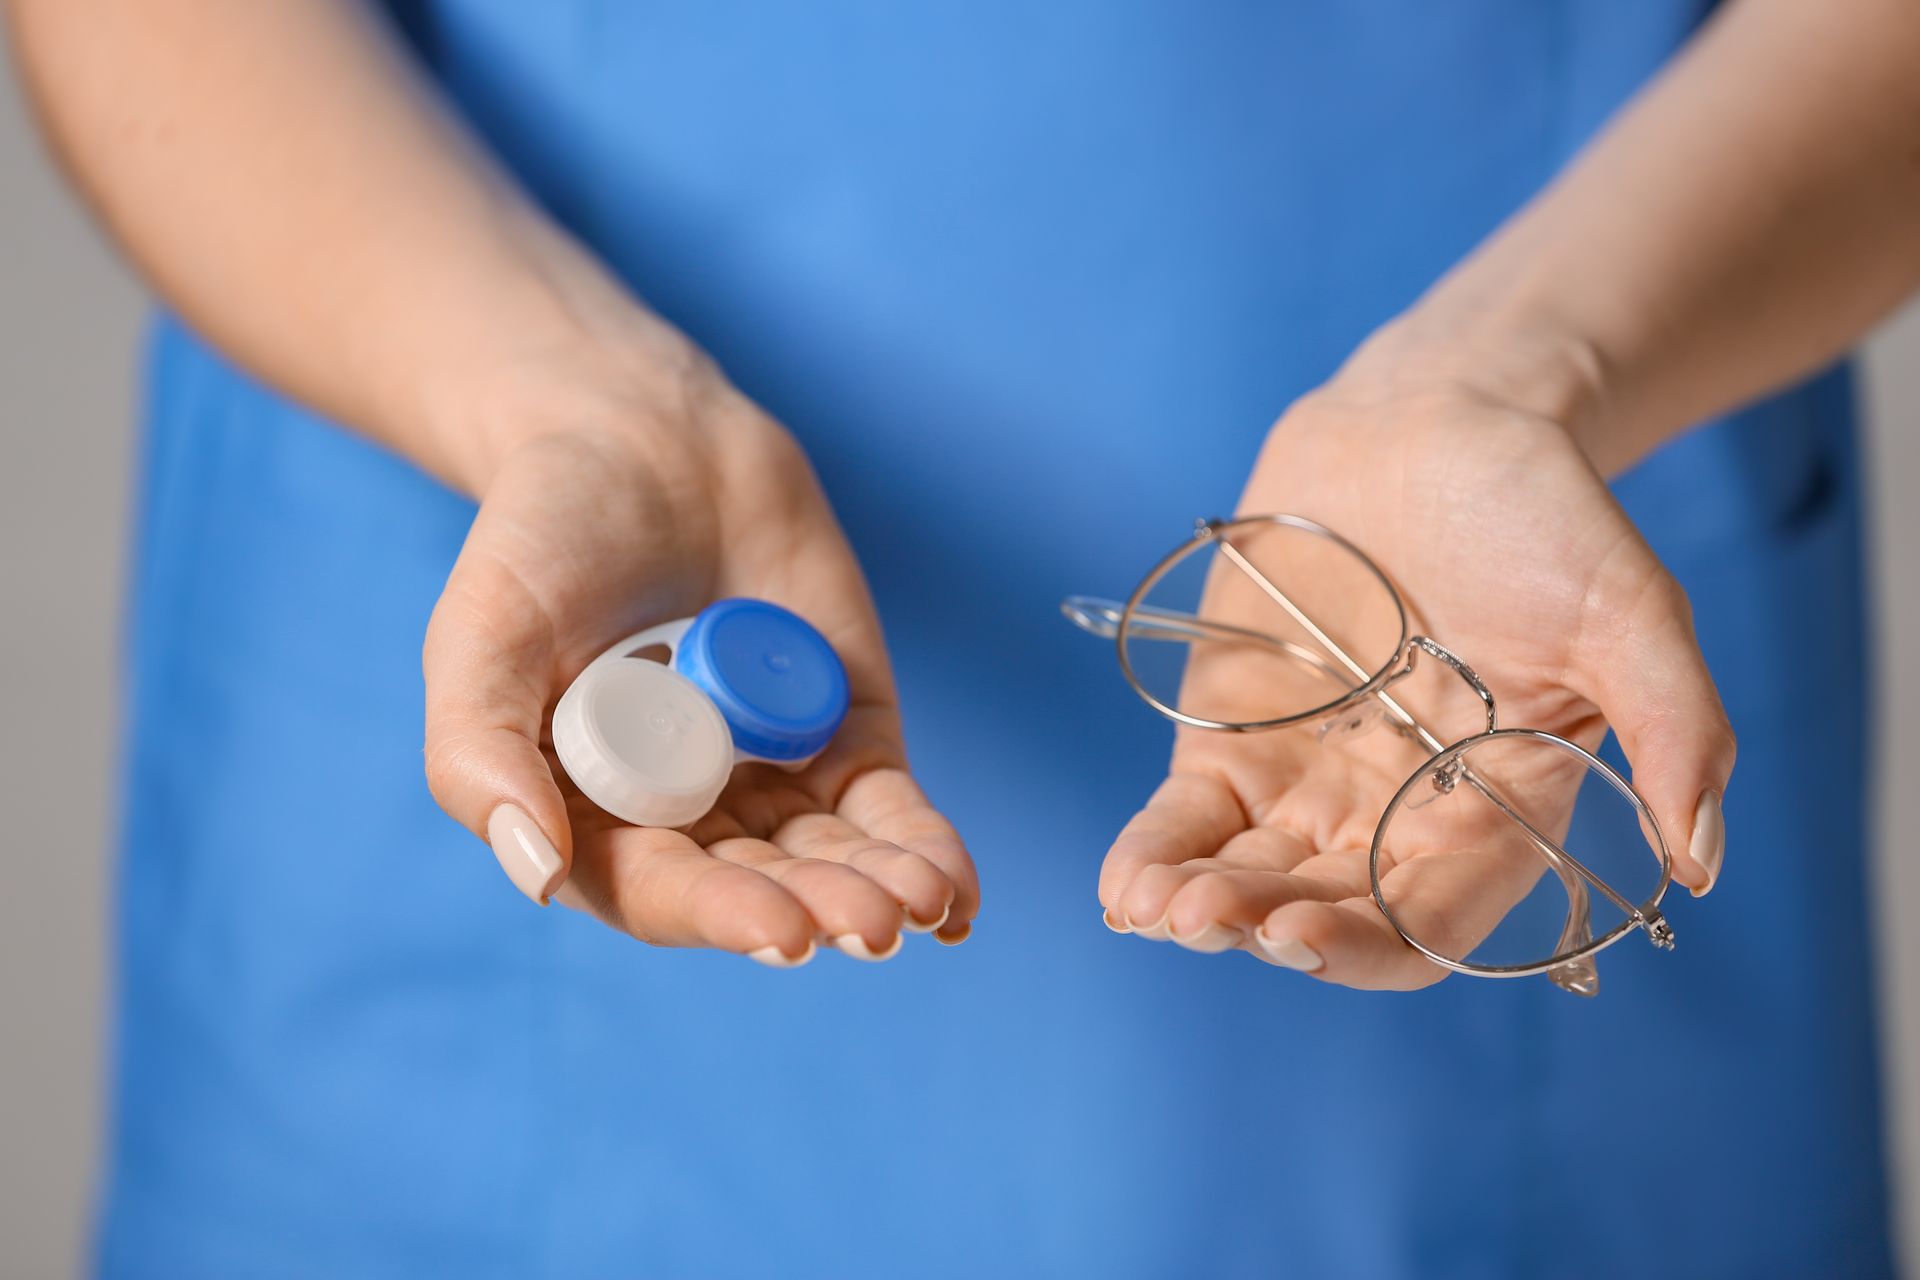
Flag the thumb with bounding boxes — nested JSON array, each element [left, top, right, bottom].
[[1579, 566, 1735, 898], [423, 545, 573, 906]]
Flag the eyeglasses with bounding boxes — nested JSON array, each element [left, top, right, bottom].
[[1064, 513, 1675, 997]]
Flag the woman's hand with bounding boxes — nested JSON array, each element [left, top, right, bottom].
[[422, 341, 977, 965], [8, 0, 975, 965], [1098, 325, 1735, 989]]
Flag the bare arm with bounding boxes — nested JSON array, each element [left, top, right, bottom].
[[1379, 0, 1920, 473], [6, 0, 979, 956], [6, 0, 670, 494], [1106, 0, 1920, 986]]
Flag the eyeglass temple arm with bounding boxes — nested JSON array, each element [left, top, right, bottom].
[[1395, 636, 1669, 946], [1383, 641, 1609, 979], [1060, 597, 1353, 682], [1207, 534, 1625, 990], [1066, 576, 1601, 911], [1065, 545, 1660, 980], [1066, 583, 1608, 971]]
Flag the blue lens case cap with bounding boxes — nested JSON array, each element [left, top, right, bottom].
[[675, 599, 850, 762]]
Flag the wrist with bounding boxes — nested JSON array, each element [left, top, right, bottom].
[[409, 304, 715, 497], [1337, 301, 1610, 437]]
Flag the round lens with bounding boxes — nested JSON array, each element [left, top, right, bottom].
[[1370, 730, 1669, 974], [1119, 516, 1408, 729]]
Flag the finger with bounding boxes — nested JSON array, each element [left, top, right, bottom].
[[1255, 840, 1543, 989], [1160, 866, 1345, 953], [835, 768, 980, 944], [709, 838, 906, 960], [1214, 825, 1318, 874], [423, 542, 571, 906], [1577, 566, 1737, 896], [1253, 898, 1443, 990], [1137, 822, 1322, 945], [562, 826, 818, 966], [1100, 772, 1247, 923], [1116, 860, 1223, 939], [771, 812, 957, 933]]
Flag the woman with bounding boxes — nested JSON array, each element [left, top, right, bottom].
[[11, 0, 1915, 1275]]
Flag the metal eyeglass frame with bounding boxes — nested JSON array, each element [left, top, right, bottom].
[[1063, 513, 1674, 997]]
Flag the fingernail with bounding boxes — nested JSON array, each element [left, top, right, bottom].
[[832, 933, 903, 962], [1102, 908, 1131, 935], [1254, 932, 1323, 972], [1129, 912, 1172, 942], [903, 902, 951, 934], [1171, 922, 1244, 954], [487, 804, 565, 905], [750, 939, 816, 969], [935, 921, 971, 947], [1689, 790, 1725, 898]]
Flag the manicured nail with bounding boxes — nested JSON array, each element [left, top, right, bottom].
[[1254, 932, 1323, 972], [749, 939, 816, 969], [1171, 922, 1244, 954], [1102, 908, 1131, 935], [832, 933, 903, 962], [903, 902, 951, 934], [935, 921, 971, 947], [1689, 791, 1725, 898], [487, 804, 565, 905], [1129, 912, 1172, 942]]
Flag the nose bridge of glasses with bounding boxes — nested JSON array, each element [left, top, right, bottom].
[[1403, 636, 1497, 736], [1085, 519, 1673, 985]]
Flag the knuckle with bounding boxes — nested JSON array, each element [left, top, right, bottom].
[[1121, 864, 1185, 917], [422, 732, 483, 811], [1166, 873, 1234, 929], [885, 850, 952, 908]]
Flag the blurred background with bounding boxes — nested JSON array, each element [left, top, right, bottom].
[[3, 44, 1917, 1280]]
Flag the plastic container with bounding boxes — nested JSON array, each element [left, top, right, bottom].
[[552, 599, 850, 828]]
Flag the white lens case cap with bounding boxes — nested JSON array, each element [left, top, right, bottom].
[[551, 642, 734, 829]]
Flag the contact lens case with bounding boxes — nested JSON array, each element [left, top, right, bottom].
[[553, 599, 850, 828]]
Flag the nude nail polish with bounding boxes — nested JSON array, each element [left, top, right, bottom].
[[903, 902, 951, 934], [750, 939, 817, 969], [487, 804, 565, 906], [832, 933, 904, 962], [1129, 912, 1172, 942], [1255, 932, 1323, 972], [1171, 922, 1244, 954], [1689, 791, 1725, 898]]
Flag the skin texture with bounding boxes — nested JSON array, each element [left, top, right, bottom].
[[1103, 374, 1733, 987], [8, 0, 1920, 981], [423, 378, 978, 958], [5, 0, 976, 960], [1099, 0, 1920, 987]]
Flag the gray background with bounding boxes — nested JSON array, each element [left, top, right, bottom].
[[3, 51, 1916, 1280]]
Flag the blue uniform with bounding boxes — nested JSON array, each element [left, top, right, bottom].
[[100, 4, 1892, 1276]]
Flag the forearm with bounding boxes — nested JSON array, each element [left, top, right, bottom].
[[1361, 0, 1920, 475], [6, 0, 679, 494]]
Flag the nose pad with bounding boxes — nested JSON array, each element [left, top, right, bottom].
[[1548, 955, 1601, 998], [1317, 700, 1384, 746], [1393, 751, 1469, 812]]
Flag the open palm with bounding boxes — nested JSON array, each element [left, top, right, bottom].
[[1099, 383, 1733, 989], [424, 369, 976, 965]]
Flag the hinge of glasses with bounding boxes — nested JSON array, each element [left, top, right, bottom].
[[1640, 907, 1675, 951]]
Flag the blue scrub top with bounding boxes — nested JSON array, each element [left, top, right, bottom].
[[99, 4, 1892, 1277]]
